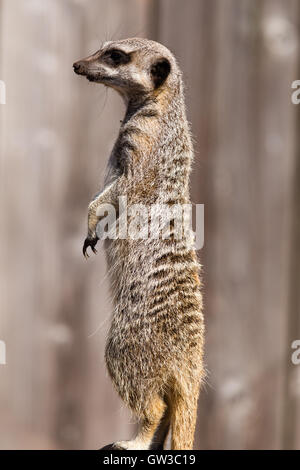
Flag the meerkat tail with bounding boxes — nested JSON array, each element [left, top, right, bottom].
[[170, 385, 200, 450]]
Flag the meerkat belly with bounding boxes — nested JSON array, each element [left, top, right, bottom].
[[104, 238, 204, 404]]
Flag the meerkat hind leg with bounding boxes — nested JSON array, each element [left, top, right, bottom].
[[149, 405, 171, 450], [112, 395, 167, 450]]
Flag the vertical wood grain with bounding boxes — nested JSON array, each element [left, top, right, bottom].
[[157, 0, 299, 450], [0, 0, 152, 450], [0, 0, 299, 450]]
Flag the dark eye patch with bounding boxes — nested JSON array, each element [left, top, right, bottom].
[[103, 49, 131, 66]]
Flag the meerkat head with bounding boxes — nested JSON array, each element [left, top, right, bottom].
[[73, 38, 179, 102]]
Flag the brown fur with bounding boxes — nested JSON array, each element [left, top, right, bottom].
[[74, 38, 205, 450]]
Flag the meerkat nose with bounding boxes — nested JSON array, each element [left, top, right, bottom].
[[73, 61, 83, 74]]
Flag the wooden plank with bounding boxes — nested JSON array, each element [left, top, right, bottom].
[[281, 0, 300, 449], [158, 0, 298, 449], [1, 0, 299, 450], [0, 0, 151, 449]]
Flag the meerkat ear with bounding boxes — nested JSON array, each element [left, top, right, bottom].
[[151, 58, 171, 88]]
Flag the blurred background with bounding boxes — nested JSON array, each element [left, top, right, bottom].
[[0, 0, 300, 450]]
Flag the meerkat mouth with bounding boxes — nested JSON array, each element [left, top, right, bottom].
[[86, 74, 101, 82], [86, 74, 114, 85]]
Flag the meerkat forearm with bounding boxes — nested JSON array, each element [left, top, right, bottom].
[[84, 179, 122, 256], [87, 181, 118, 235]]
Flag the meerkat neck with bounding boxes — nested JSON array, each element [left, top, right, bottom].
[[122, 96, 158, 125], [123, 83, 183, 125], [115, 83, 192, 200]]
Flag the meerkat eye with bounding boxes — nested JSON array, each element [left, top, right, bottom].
[[110, 50, 123, 62], [104, 49, 131, 66]]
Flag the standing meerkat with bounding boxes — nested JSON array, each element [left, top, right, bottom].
[[73, 38, 204, 450]]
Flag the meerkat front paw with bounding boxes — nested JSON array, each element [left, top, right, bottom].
[[83, 203, 101, 258], [83, 235, 99, 258]]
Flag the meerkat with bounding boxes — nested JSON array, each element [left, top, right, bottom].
[[73, 38, 204, 450]]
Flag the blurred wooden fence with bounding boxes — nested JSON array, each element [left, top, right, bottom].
[[0, 0, 299, 449]]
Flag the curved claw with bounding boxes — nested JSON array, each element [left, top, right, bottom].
[[83, 236, 99, 259]]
